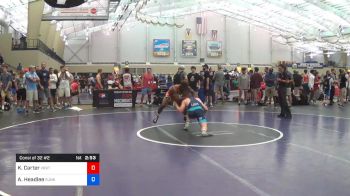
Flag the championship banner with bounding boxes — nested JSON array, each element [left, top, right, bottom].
[[113, 90, 133, 108], [207, 41, 222, 57], [296, 63, 324, 69], [182, 40, 197, 57], [185, 28, 192, 40], [153, 39, 170, 57]]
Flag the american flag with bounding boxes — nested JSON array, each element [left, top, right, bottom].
[[196, 17, 207, 35]]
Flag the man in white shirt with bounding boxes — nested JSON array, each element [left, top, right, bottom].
[[308, 70, 315, 104], [58, 65, 73, 109], [49, 68, 58, 111]]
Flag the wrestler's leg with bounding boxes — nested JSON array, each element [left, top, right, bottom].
[[183, 111, 190, 130], [153, 97, 171, 123]]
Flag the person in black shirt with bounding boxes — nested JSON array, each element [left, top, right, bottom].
[[277, 64, 292, 119], [187, 66, 201, 96], [36, 63, 51, 110], [202, 64, 213, 107], [339, 69, 347, 107], [0, 53, 4, 65], [293, 70, 302, 101]]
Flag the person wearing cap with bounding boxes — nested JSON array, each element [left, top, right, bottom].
[[24, 65, 40, 113]]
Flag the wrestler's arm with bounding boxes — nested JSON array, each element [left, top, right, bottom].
[[174, 98, 189, 113]]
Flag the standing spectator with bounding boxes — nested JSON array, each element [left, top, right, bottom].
[[322, 70, 333, 106], [70, 79, 80, 105], [121, 67, 134, 90], [302, 69, 309, 98], [277, 64, 292, 119], [264, 68, 277, 105], [95, 69, 103, 90], [141, 68, 154, 105], [173, 65, 187, 85], [49, 68, 58, 112], [203, 64, 214, 107], [338, 69, 347, 107], [88, 75, 95, 95], [223, 69, 231, 100], [16, 70, 26, 112], [346, 70, 350, 102], [292, 70, 303, 101], [238, 67, 250, 105], [311, 71, 321, 103], [79, 77, 86, 93], [329, 69, 337, 105], [17, 63, 23, 72], [286, 70, 293, 106], [0, 65, 12, 112], [308, 70, 315, 104], [24, 65, 40, 113], [37, 62, 51, 110], [0, 53, 4, 65], [121, 67, 136, 104], [58, 65, 73, 109], [250, 67, 263, 105], [213, 65, 225, 104], [10, 72, 17, 105], [187, 66, 201, 96]]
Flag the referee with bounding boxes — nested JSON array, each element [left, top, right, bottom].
[[277, 64, 292, 119]]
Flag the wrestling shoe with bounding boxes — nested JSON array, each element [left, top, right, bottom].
[[184, 121, 190, 131], [153, 111, 160, 123], [200, 132, 213, 137]]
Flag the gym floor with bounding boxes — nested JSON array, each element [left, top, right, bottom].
[[0, 104, 349, 196]]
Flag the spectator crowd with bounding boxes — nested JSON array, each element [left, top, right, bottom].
[[1, 52, 349, 116]]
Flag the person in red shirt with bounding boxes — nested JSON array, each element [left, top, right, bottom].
[[70, 79, 80, 105], [250, 67, 263, 105], [141, 68, 154, 105]]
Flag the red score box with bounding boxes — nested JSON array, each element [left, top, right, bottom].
[[87, 162, 100, 174]]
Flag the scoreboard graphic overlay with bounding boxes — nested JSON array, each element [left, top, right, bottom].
[[16, 154, 100, 186]]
